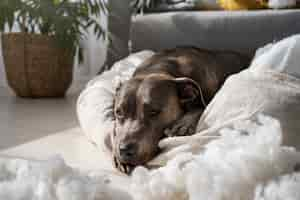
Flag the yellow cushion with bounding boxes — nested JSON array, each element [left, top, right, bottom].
[[218, 0, 267, 10]]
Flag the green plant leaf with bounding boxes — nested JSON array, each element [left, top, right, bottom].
[[0, 0, 107, 64]]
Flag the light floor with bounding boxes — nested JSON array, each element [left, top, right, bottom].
[[0, 86, 114, 172]]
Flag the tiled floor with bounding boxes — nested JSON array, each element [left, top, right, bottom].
[[0, 85, 114, 171], [0, 87, 78, 150]]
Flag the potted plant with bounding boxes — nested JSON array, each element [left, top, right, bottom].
[[0, 0, 106, 98]]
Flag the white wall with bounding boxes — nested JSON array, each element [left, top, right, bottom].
[[73, 11, 108, 84]]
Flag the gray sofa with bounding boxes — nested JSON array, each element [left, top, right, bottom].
[[104, 0, 300, 71]]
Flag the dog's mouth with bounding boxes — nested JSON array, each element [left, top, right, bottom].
[[113, 136, 167, 174], [116, 142, 162, 166], [113, 127, 170, 171], [117, 154, 137, 165]]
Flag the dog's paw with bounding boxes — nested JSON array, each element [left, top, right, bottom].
[[113, 156, 134, 174], [164, 118, 197, 137], [164, 109, 202, 137]]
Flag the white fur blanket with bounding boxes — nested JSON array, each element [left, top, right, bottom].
[[1, 115, 300, 200]]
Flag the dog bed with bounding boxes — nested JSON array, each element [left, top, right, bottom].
[[77, 34, 300, 166]]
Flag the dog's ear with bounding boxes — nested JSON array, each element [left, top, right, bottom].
[[173, 77, 206, 107]]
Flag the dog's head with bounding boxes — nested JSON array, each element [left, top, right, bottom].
[[112, 74, 205, 166]]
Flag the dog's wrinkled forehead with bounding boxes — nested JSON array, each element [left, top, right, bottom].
[[116, 75, 176, 108], [117, 79, 140, 99], [116, 79, 141, 109], [136, 75, 175, 106]]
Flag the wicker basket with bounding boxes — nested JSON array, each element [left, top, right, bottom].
[[1, 33, 74, 98]]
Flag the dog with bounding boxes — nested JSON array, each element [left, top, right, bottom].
[[106, 47, 251, 173]]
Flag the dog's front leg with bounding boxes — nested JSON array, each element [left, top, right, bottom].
[[164, 108, 203, 137]]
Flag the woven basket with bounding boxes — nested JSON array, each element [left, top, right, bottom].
[[1, 33, 74, 98]]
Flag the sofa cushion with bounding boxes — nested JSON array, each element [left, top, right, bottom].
[[131, 10, 300, 55]]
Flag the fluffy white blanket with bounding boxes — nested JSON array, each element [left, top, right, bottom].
[[131, 115, 300, 200], [1, 115, 300, 200], [0, 155, 131, 200]]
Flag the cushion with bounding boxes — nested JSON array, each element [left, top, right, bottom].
[[218, 0, 266, 10], [131, 10, 300, 55]]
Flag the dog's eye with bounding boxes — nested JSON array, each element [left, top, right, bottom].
[[149, 109, 161, 118]]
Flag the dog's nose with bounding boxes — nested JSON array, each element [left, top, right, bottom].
[[119, 142, 137, 159]]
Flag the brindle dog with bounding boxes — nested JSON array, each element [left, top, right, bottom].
[[106, 47, 251, 174]]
